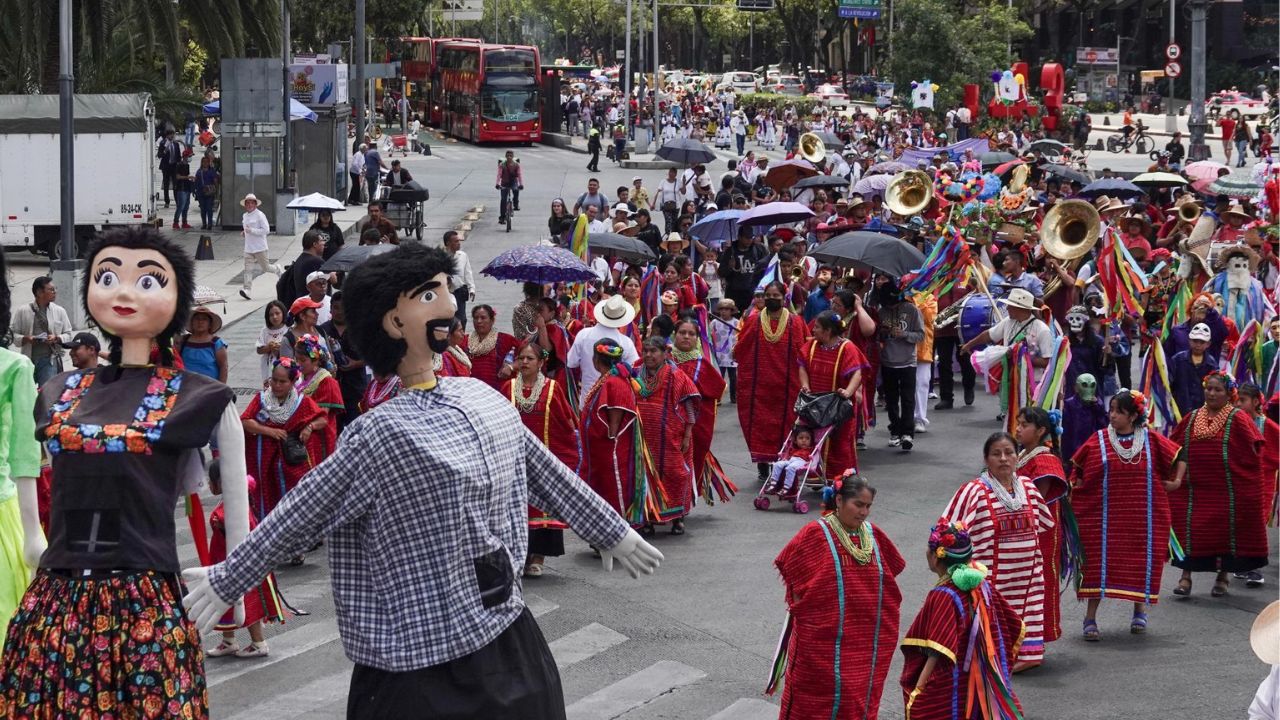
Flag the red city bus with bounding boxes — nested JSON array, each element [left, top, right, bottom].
[[400, 37, 432, 117], [421, 37, 482, 126], [436, 43, 541, 143]]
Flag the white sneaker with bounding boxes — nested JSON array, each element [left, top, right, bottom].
[[915, 421, 928, 433], [235, 641, 270, 659], [900, 435, 914, 451], [888, 435, 901, 447], [207, 641, 241, 658]]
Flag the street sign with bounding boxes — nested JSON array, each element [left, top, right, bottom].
[[838, 0, 880, 6], [616, 49, 625, 60], [1075, 47, 1119, 65], [736, 0, 775, 10], [222, 121, 286, 137], [837, 6, 881, 18], [1165, 43, 1181, 60], [1165, 61, 1182, 78]]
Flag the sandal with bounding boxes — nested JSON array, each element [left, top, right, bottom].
[[639, 524, 656, 538], [1130, 612, 1148, 635], [1083, 619, 1101, 642], [207, 641, 242, 658], [1011, 660, 1041, 674], [1172, 578, 1192, 597], [1211, 577, 1229, 597], [523, 563, 544, 578], [670, 520, 686, 536]]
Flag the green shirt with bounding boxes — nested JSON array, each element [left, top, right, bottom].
[[0, 349, 40, 502]]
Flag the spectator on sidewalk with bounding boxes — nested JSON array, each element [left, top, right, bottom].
[[358, 201, 399, 245], [444, 231, 475, 328], [157, 129, 180, 208], [11, 276, 74, 385], [290, 231, 327, 300], [347, 144, 367, 205], [364, 140, 388, 200], [239, 194, 283, 301], [66, 332, 100, 371]]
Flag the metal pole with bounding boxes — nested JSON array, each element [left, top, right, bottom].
[[624, 0, 633, 137], [495, 0, 500, 42], [749, 17, 754, 70], [1186, 0, 1209, 160], [58, 0, 75, 264], [354, 0, 365, 149], [653, 0, 661, 145], [1006, 0, 1011, 60], [1166, 0, 1176, 132], [281, 0, 292, 188]]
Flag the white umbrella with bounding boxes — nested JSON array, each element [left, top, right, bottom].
[[287, 192, 346, 212]]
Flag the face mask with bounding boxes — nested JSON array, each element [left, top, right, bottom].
[[764, 298, 784, 312], [1067, 315, 1088, 333]]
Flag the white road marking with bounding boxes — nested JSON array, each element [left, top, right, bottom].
[[220, 670, 350, 720], [525, 592, 560, 618], [205, 618, 342, 688], [705, 697, 779, 720], [550, 622, 629, 669], [566, 660, 706, 720]]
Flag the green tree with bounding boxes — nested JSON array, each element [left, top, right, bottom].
[[290, 0, 428, 53]]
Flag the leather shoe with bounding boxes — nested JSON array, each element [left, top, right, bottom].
[[964, 388, 975, 406], [935, 400, 953, 410]]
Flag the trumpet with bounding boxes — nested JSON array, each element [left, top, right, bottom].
[[934, 301, 963, 329], [791, 266, 806, 282]]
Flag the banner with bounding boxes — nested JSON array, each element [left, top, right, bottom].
[[911, 80, 935, 110], [875, 82, 894, 108], [897, 138, 990, 165]]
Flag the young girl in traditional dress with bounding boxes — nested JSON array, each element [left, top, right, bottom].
[[942, 432, 1053, 673], [672, 318, 733, 504], [709, 299, 739, 401], [580, 340, 646, 528], [1015, 407, 1070, 648], [900, 520, 1025, 720], [294, 333, 344, 447], [633, 336, 700, 534], [1070, 389, 1179, 638]]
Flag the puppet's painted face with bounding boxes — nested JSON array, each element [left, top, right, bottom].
[[381, 272, 457, 366], [88, 247, 178, 340], [1226, 254, 1251, 276]]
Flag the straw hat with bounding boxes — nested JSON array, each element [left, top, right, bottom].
[[1119, 212, 1151, 233], [1092, 195, 1126, 215], [997, 288, 1039, 312], [1220, 199, 1255, 223], [593, 294, 637, 328], [240, 193, 260, 208], [1215, 243, 1261, 273], [1251, 601, 1280, 665], [188, 306, 223, 334], [660, 232, 689, 250]]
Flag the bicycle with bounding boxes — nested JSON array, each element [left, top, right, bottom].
[[1105, 122, 1151, 155], [496, 158, 522, 233]]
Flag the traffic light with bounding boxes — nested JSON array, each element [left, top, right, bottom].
[[737, 0, 775, 11]]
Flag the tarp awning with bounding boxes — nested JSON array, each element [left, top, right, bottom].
[[0, 93, 151, 134]]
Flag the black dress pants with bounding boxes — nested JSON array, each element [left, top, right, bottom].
[[347, 608, 565, 720], [934, 335, 975, 402], [882, 364, 917, 437]]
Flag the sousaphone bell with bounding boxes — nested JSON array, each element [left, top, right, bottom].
[[1040, 199, 1101, 299], [798, 132, 826, 164], [885, 170, 933, 217]]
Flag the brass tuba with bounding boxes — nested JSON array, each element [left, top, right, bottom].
[[798, 132, 826, 164], [885, 170, 933, 217], [1040, 199, 1101, 299], [1179, 202, 1203, 225]]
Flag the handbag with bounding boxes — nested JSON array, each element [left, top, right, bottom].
[[793, 390, 853, 429], [282, 433, 309, 465]]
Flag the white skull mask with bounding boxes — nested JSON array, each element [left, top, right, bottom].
[[1067, 313, 1088, 333], [1225, 254, 1251, 291]]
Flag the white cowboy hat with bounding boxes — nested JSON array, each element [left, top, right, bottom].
[[1251, 600, 1279, 665], [997, 288, 1040, 312], [594, 294, 637, 329], [241, 193, 260, 208]]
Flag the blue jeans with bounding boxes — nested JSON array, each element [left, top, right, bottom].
[[1236, 139, 1248, 166], [197, 195, 215, 228], [33, 356, 59, 386], [174, 190, 191, 224]]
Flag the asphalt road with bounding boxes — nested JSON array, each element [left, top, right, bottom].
[[5, 138, 1277, 720]]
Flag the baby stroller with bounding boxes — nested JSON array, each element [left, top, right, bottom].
[[753, 391, 854, 514]]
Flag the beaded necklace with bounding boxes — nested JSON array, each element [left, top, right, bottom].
[[467, 330, 497, 357], [1191, 404, 1233, 441], [761, 308, 791, 344], [670, 347, 702, 363], [1016, 444, 1051, 468], [822, 513, 874, 564], [1106, 425, 1145, 464], [511, 373, 547, 413], [981, 471, 1026, 511], [637, 365, 664, 398], [364, 376, 401, 408]]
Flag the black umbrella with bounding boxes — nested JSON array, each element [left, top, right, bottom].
[[1039, 163, 1092, 186], [791, 174, 850, 191], [654, 138, 717, 166], [809, 231, 926, 277], [814, 131, 844, 150], [587, 232, 657, 264], [980, 151, 1018, 168], [320, 243, 396, 272], [1026, 139, 1070, 156], [1077, 177, 1145, 200]]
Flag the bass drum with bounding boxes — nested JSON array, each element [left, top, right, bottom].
[[958, 293, 995, 349]]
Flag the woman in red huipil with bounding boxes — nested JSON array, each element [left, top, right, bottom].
[[773, 476, 905, 720], [502, 341, 582, 577], [580, 339, 646, 527], [437, 318, 474, 378], [1015, 406, 1070, 646], [633, 336, 700, 534], [463, 304, 519, 390], [293, 333, 343, 446], [833, 287, 879, 445], [798, 311, 868, 480], [241, 358, 329, 520], [736, 281, 810, 482], [671, 318, 731, 502]]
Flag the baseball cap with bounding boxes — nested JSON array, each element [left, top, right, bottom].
[[306, 271, 329, 285], [67, 332, 100, 351], [1189, 323, 1212, 341], [289, 297, 325, 316]]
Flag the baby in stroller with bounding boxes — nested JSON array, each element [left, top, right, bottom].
[[768, 427, 815, 493]]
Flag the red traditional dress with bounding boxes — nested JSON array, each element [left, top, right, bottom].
[[1069, 427, 1178, 603], [580, 372, 644, 525], [634, 362, 700, 520], [502, 375, 582, 529], [1168, 406, 1270, 572], [800, 338, 869, 480], [543, 322, 573, 381], [1017, 446, 1069, 642], [241, 392, 328, 519], [210, 489, 285, 631], [297, 368, 343, 448], [1252, 415, 1280, 523], [437, 347, 473, 378], [675, 351, 726, 489], [848, 309, 881, 432], [774, 517, 905, 720], [463, 330, 519, 390], [942, 474, 1053, 664], [735, 308, 809, 463], [899, 577, 1025, 720], [359, 375, 402, 413]]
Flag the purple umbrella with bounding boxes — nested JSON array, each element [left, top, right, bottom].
[[481, 244, 599, 284], [867, 160, 911, 176], [738, 201, 816, 228], [851, 174, 893, 199]]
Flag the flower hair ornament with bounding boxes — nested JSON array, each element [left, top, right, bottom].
[[1116, 387, 1148, 417], [296, 333, 329, 363], [1046, 409, 1064, 441], [928, 518, 989, 591], [821, 468, 856, 504], [594, 341, 624, 359], [272, 356, 302, 380], [1203, 370, 1239, 402]]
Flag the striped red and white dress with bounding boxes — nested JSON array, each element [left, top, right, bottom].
[[942, 473, 1054, 664]]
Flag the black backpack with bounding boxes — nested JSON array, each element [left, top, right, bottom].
[[275, 263, 295, 306]]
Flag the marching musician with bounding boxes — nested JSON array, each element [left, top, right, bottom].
[[988, 247, 1045, 301]]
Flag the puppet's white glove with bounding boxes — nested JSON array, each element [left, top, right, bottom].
[[15, 477, 46, 577], [181, 565, 243, 633], [600, 528, 664, 578]]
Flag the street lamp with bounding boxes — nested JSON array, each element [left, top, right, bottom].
[[54, 0, 86, 328], [1185, 0, 1210, 160]]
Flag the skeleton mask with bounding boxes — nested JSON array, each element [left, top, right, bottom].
[[1066, 306, 1089, 333], [1075, 373, 1098, 402], [1224, 253, 1252, 291]]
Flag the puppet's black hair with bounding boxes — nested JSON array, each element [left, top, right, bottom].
[[342, 243, 455, 376]]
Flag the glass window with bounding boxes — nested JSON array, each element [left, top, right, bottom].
[[480, 89, 538, 122]]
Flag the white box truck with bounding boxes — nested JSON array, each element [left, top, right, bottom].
[[0, 93, 155, 259]]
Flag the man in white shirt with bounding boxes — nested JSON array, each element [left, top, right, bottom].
[[443, 230, 475, 326], [11, 275, 75, 385], [347, 144, 367, 205], [655, 168, 681, 234], [303, 271, 333, 325], [239, 193, 283, 300], [730, 110, 746, 156], [961, 288, 1055, 381], [566, 295, 640, 407], [585, 204, 610, 234]]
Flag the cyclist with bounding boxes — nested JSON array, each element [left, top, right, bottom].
[[1120, 105, 1135, 150], [495, 150, 523, 225]]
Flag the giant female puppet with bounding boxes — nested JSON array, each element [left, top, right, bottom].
[[183, 243, 664, 719], [0, 226, 251, 718]]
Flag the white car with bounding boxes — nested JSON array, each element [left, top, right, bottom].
[[809, 84, 850, 109], [772, 75, 805, 96], [1207, 90, 1267, 118], [718, 71, 761, 94]]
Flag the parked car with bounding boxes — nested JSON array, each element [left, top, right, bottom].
[[809, 84, 850, 109], [1207, 90, 1267, 118], [772, 75, 805, 96], [718, 71, 761, 94]]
